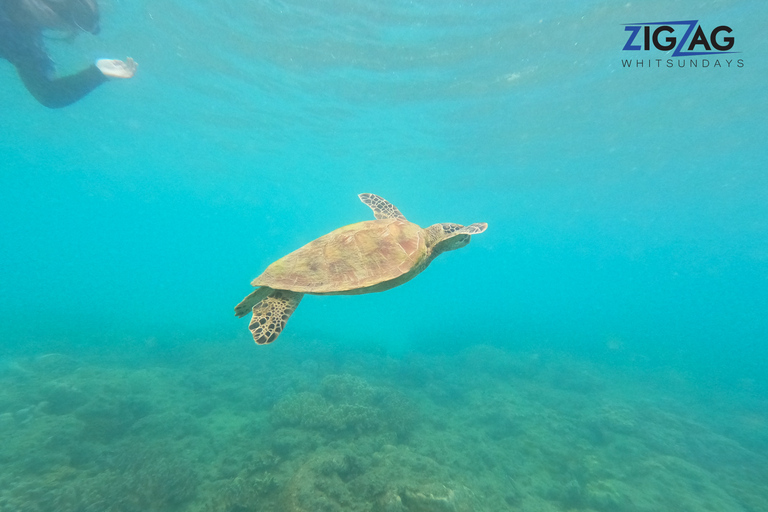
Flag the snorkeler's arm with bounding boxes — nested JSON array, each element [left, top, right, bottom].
[[16, 61, 107, 109], [15, 57, 137, 109]]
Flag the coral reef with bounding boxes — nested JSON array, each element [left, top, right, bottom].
[[0, 341, 766, 512], [270, 373, 417, 439], [280, 445, 477, 512]]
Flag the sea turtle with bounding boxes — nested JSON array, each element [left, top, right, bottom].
[[235, 193, 488, 345]]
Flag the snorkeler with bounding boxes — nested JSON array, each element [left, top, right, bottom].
[[0, 0, 137, 108]]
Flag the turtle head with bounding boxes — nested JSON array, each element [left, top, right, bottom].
[[426, 222, 488, 255]]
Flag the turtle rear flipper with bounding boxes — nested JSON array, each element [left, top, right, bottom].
[[248, 291, 303, 345]]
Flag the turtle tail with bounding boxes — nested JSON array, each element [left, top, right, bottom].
[[234, 287, 273, 317]]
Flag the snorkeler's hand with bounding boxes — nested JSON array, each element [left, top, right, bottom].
[[96, 57, 138, 79]]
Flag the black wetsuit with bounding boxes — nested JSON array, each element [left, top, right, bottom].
[[0, 2, 106, 108]]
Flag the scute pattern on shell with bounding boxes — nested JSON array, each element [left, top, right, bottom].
[[253, 219, 426, 293]]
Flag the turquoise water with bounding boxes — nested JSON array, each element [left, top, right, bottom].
[[1, 0, 766, 510]]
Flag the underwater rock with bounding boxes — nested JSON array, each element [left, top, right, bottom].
[[29, 353, 79, 376], [0, 357, 31, 379], [548, 364, 606, 394], [281, 449, 362, 512], [374, 483, 477, 512], [40, 383, 87, 415], [584, 404, 640, 446], [375, 489, 407, 512], [463, 345, 543, 381], [402, 484, 474, 512], [0, 392, 15, 415], [364, 447, 478, 512], [270, 426, 322, 457], [12, 404, 40, 424], [201, 469, 278, 512], [75, 396, 151, 442], [584, 479, 636, 512], [0, 412, 14, 430], [130, 411, 203, 439], [198, 445, 285, 511], [598, 404, 638, 434], [475, 401, 524, 440]]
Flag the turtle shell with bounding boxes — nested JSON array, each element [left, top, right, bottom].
[[252, 219, 427, 294]]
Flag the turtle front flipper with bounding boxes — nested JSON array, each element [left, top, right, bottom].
[[428, 222, 488, 254], [358, 193, 406, 220], [441, 222, 488, 235], [248, 290, 303, 345]]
